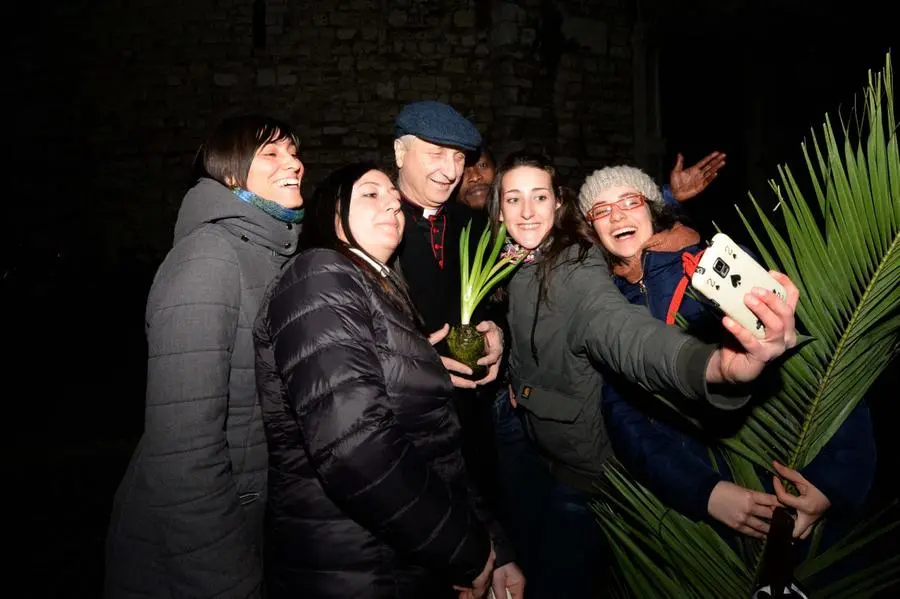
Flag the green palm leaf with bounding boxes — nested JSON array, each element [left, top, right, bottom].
[[729, 53, 899, 470], [594, 53, 900, 597], [593, 461, 755, 599]]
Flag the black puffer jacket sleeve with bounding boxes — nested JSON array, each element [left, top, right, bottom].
[[267, 251, 491, 585]]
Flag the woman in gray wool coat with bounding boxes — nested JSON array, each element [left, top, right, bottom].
[[104, 114, 304, 599]]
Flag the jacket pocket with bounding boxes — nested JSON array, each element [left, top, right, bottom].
[[515, 384, 585, 423], [517, 384, 608, 476]]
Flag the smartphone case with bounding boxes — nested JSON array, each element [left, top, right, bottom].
[[690, 233, 787, 338]]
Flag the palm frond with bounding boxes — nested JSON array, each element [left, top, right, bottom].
[[593, 461, 754, 598], [729, 52, 899, 471], [594, 53, 899, 597]]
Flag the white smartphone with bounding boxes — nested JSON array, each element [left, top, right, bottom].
[[690, 233, 787, 339]]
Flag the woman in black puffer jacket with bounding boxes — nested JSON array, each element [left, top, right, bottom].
[[253, 163, 500, 599]]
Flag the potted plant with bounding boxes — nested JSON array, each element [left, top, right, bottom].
[[447, 219, 525, 379]]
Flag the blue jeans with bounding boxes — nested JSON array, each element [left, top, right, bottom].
[[492, 392, 609, 598]]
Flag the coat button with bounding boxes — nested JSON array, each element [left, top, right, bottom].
[[284, 242, 292, 249], [286, 223, 293, 230]]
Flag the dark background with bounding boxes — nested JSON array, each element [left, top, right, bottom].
[[5, 0, 897, 596]]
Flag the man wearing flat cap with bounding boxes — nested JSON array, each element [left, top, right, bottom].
[[392, 100, 503, 375], [392, 100, 524, 598]]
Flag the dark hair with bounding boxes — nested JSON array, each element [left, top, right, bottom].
[[465, 145, 496, 168], [193, 114, 300, 188], [300, 162, 423, 328], [480, 146, 496, 168], [487, 151, 596, 303]]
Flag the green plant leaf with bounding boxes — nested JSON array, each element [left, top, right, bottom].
[[593, 52, 900, 598]]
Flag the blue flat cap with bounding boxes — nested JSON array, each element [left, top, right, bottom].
[[394, 100, 482, 152]]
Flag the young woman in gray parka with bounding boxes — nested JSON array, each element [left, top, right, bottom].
[[486, 152, 800, 599], [104, 114, 304, 599]]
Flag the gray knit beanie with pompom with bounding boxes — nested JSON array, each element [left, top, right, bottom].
[[578, 165, 662, 216]]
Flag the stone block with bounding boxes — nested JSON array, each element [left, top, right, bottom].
[[453, 9, 475, 28], [214, 73, 238, 86], [561, 16, 608, 54], [388, 10, 407, 27], [493, 22, 519, 46], [558, 123, 579, 137], [520, 28, 536, 46], [411, 76, 436, 91], [375, 81, 395, 99], [497, 2, 525, 23], [257, 68, 276, 86], [442, 57, 466, 74]]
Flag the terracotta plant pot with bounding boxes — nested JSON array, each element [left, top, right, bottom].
[[447, 324, 487, 381]]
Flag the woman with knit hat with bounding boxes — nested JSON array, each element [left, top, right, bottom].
[[583, 165, 876, 556], [486, 151, 800, 597]]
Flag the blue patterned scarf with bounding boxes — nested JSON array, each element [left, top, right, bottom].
[[232, 188, 305, 224]]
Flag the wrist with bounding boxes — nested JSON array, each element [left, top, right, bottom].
[[705, 349, 724, 384]]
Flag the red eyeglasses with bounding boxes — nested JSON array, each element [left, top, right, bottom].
[[586, 194, 646, 222]]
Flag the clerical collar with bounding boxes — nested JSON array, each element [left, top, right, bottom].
[[349, 248, 391, 278], [398, 190, 445, 218]]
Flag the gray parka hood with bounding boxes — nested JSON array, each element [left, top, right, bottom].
[[173, 177, 300, 256]]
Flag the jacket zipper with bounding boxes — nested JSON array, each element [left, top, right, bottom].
[[638, 252, 650, 307]]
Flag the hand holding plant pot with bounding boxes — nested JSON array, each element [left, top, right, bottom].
[[444, 219, 525, 384]]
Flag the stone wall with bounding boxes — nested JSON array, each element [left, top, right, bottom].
[[12, 0, 642, 274]]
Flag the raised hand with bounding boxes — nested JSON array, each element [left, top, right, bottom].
[[670, 151, 727, 202]]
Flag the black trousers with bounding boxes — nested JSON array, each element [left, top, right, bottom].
[[453, 385, 502, 512]]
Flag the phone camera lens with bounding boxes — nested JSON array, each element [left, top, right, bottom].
[[713, 258, 730, 278]]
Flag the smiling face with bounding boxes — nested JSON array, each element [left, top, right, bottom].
[[498, 166, 560, 250], [394, 136, 466, 209], [337, 169, 404, 263], [590, 185, 653, 260], [244, 136, 304, 209], [458, 151, 496, 210]]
